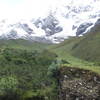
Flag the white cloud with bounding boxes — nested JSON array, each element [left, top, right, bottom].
[[0, 0, 63, 21], [0, 0, 100, 22]]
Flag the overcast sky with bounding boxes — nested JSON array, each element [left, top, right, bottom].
[[0, 0, 64, 21], [0, 0, 99, 22]]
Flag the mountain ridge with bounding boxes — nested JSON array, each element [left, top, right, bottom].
[[0, 0, 100, 43]]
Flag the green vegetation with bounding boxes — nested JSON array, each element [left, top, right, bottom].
[[72, 32, 100, 63], [0, 46, 59, 100], [0, 32, 100, 100], [49, 35, 100, 74], [0, 39, 50, 51]]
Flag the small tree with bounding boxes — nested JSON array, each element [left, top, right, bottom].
[[47, 61, 60, 78]]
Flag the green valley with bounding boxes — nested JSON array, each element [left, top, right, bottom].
[[0, 32, 100, 100]]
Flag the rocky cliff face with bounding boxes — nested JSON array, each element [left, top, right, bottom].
[[87, 18, 100, 34], [58, 67, 100, 100], [76, 22, 93, 36], [34, 14, 63, 36]]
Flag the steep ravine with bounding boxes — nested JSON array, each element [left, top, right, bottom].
[[58, 67, 100, 100]]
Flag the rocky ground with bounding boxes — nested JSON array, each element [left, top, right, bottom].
[[58, 67, 100, 100]]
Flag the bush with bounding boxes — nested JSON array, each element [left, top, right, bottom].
[[0, 48, 59, 99], [47, 62, 60, 78], [0, 76, 18, 94]]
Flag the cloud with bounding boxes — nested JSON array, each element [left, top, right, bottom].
[[0, 0, 66, 21], [0, 0, 99, 21]]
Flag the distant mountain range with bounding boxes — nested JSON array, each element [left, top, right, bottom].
[[50, 18, 100, 63], [0, 0, 100, 43], [0, 14, 65, 43]]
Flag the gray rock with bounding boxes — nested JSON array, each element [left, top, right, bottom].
[[0, 30, 18, 39], [76, 23, 93, 36], [21, 24, 34, 35], [95, 18, 100, 26], [34, 14, 63, 36], [87, 18, 100, 33], [7, 30, 18, 39], [72, 25, 77, 30]]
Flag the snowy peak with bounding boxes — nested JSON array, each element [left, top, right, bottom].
[[0, 0, 100, 43], [34, 14, 63, 36], [0, 14, 64, 43]]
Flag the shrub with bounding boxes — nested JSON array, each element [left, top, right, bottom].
[[0, 76, 18, 94]]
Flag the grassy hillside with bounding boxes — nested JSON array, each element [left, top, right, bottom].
[[72, 32, 100, 63], [0, 35, 99, 100], [0, 39, 50, 51], [49, 35, 100, 74]]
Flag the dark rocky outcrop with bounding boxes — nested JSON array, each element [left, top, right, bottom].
[[21, 24, 34, 35], [95, 19, 100, 26], [7, 30, 18, 39], [0, 30, 18, 39], [58, 67, 100, 100], [72, 25, 77, 30], [76, 23, 93, 36], [34, 14, 63, 36], [88, 18, 100, 33]]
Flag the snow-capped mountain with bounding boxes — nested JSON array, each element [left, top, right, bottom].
[[0, 0, 100, 43], [0, 15, 64, 43]]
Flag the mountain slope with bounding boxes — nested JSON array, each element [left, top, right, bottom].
[[49, 34, 100, 74], [0, 33, 99, 100], [72, 32, 100, 63], [0, 39, 50, 51], [48, 33, 100, 99], [72, 18, 100, 62], [0, 0, 100, 43], [50, 26, 100, 63]]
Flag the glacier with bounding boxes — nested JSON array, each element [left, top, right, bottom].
[[0, 0, 100, 43]]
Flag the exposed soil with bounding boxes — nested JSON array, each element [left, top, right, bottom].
[[58, 67, 100, 100]]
